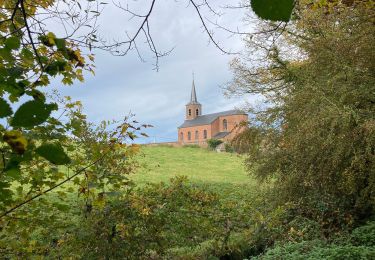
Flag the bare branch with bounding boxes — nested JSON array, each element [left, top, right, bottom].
[[20, 0, 44, 69], [189, 0, 237, 55]]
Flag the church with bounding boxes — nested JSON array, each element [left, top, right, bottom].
[[178, 80, 248, 145]]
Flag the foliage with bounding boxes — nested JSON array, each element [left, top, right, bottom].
[[0, 1, 151, 256], [256, 221, 375, 260], [251, 0, 294, 22], [230, 127, 262, 154], [0, 96, 147, 257], [228, 0, 375, 225], [0, 0, 300, 258], [1, 0, 371, 258], [224, 143, 234, 153], [207, 139, 223, 150], [50, 177, 232, 258], [351, 221, 375, 247], [46, 176, 295, 259], [0, 0, 95, 225], [257, 240, 375, 260]]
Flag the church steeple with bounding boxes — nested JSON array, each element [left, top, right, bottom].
[[190, 79, 198, 103], [185, 77, 202, 120]]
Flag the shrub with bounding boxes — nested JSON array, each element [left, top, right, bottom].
[[257, 241, 375, 260], [229, 2, 375, 224], [207, 139, 223, 150], [224, 143, 234, 153], [53, 177, 225, 259], [255, 221, 375, 259], [351, 221, 375, 246]]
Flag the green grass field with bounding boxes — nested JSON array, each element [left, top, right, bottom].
[[132, 146, 256, 194]]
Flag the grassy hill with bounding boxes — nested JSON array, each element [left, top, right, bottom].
[[133, 145, 252, 185], [132, 145, 258, 201]]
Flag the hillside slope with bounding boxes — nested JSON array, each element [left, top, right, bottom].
[[133, 146, 253, 187]]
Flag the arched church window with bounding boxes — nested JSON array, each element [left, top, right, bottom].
[[188, 109, 191, 116], [195, 130, 198, 140], [180, 132, 184, 141], [196, 109, 199, 116], [223, 119, 228, 131], [203, 130, 207, 139], [188, 131, 191, 140]]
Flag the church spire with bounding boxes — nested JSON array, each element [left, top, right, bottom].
[[190, 79, 198, 103], [188, 72, 200, 105], [185, 74, 202, 120]]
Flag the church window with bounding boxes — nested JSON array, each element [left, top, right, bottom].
[[195, 130, 198, 140], [196, 109, 199, 116], [180, 132, 184, 141], [203, 130, 207, 139], [188, 131, 191, 140], [223, 119, 228, 131], [188, 109, 191, 116]]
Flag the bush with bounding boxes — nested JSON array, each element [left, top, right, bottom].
[[207, 139, 223, 150], [52, 177, 226, 259], [49, 177, 280, 259], [257, 240, 375, 260], [224, 143, 234, 153], [351, 221, 375, 247], [230, 2, 375, 224], [255, 221, 375, 259]]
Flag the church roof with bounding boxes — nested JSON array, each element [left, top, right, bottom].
[[186, 79, 200, 105], [178, 109, 247, 128], [212, 132, 230, 139]]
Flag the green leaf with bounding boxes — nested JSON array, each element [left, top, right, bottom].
[[53, 202, 70, 212], [8, 66, 24, 78], [4, 156, 21, 171], [5, 166, 21, 180], [35, 143, 71, 165], [3, 156, 22, 180], [0, 97, 12, 118], [11, 100, 56, 128], [21, 48, 34, 65], [55, 38, 66, 50], [5, 36, 21, 50], [0, 48, 12, 60], [26, 89, 46, 102], [251, 0, 294, 22]]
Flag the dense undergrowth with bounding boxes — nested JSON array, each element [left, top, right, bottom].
[[34, 175, 375, 259]]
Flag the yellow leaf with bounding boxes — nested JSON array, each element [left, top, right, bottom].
[[3, 130, 28, 154]]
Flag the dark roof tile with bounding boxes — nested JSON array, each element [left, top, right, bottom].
[[212, 132, 230, 139], [178, 109, 246, 128]]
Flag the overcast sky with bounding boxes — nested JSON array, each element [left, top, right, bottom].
[[49, 0, 258, 143]]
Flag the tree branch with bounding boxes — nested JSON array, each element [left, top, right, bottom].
[[0, 153, 107, 219], [19, 0, 44, 69]]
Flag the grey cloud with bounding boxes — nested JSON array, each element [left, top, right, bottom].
[[49, 0, 257, 143]]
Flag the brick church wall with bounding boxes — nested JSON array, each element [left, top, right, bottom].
[[178, 124, 212, 144], [211, 117, 220, 135], [178, 114, 248, 145], [218, 114, 248, 133], [211, 114, 248, 135]]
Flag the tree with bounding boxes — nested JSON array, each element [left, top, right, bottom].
[[0, 0, 297, 256], [0, 3, 151, 254], [227, 0, 375, 225]]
